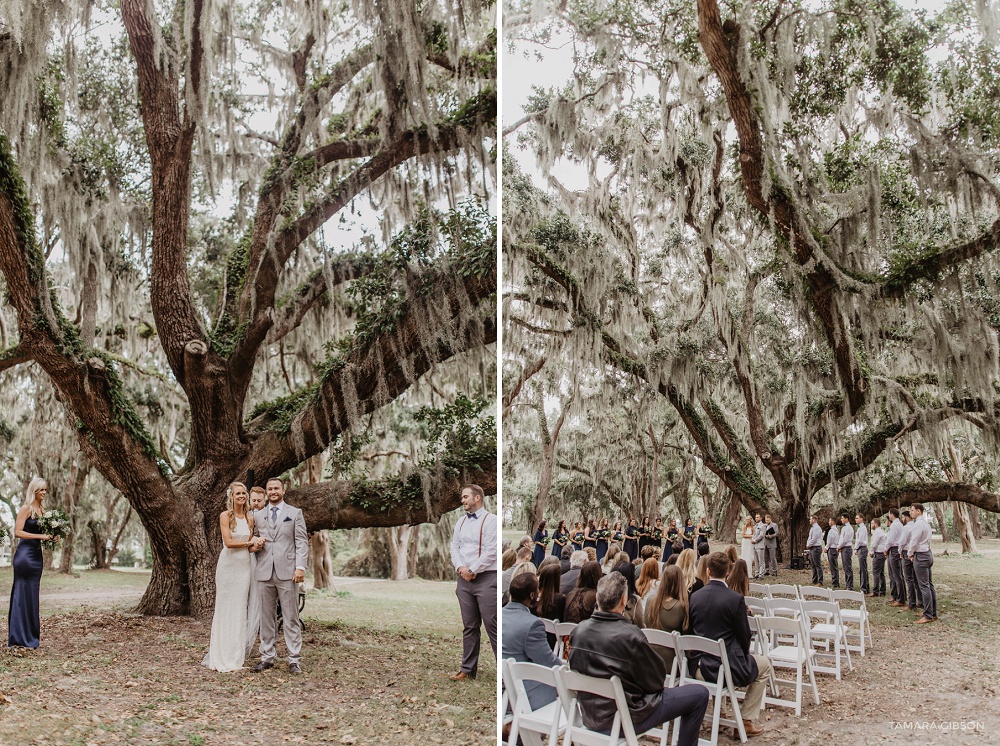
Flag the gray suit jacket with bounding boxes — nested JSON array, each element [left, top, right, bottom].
[[763, 521, 778, 548], [253, 502, 309, 582], [751, 522, 766, 545], [501, 602, 562, 709]]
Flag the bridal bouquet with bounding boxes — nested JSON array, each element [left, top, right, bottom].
[[36, 509, 71, 550]]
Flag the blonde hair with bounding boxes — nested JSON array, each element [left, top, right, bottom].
[[510, 562, 537, 580], [225, 482, 251, 532], [24, 477, 47, 512], [676, 548, 697, 591]]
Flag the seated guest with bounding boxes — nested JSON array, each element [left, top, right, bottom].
[[664, 553, 679, 567], [644, 565, 690, 671], [502, 546, 532, 597], [560, 544, 573, 574], [501, 548, 517, 572], [502, 574, 563, 708], [532, 564, 565, 648], [584, 547, 598, 563], [613, 551, 630, 566], [611, 560, 645, 628], [724, 544, 740, 567], [636, 558, 661, 600], [503, 561, 536, 606], [538, 555, 559, 571], [694, 547, 711, 589], [726, 559, 751, 603], [564, 561, 603, 623], [568, 573, 709, 746], [601, 542, 622, 574], [560, 550, 588, 595], [696, 540, 710, 567], [676, 548, 702, 595], [518, 535, 534, 551], [689, 552, 773, 737]]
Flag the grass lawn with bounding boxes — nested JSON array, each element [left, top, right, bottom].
[[0, 570, 496, 746]]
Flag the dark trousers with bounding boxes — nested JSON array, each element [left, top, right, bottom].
[[828, 549, 839, 588], [808, 546, 823, 584], [871, 552, 886, 596], [856, 545, 869, 593], [913, 551, 937, 619], [888, 547, 903, 602], [456, 571, 497, 677], [633, 685, 710, 746], [839, 546, 854, 590], [901, 555, 923, 608]]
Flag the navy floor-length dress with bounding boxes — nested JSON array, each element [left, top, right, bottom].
[[9, 516, 43, 648], [532, 529, 548, 567]]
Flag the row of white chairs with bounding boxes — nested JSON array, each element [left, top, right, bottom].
[[503, 628, 751, 746], [747, 585, 873, 654]]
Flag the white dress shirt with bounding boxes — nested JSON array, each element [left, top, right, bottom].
[[854, 523, 868, 549], [838, 523, 854, 550], [909, 515, 932, 554], [870, 527, 887, 554], [900, 522, 914, 556], [886, 518, 902, 549], [826, 526, 839, 551], [806, 523, 823, 548], [450, 507, 498, 574]]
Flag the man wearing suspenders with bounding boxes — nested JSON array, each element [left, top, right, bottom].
[[449, 484, 498, 681]]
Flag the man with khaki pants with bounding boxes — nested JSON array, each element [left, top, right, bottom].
[[689, 552, 773, 737]]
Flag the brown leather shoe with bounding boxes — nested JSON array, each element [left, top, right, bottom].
[[915, 616, 936, 624], [741, 720, 765, 737], [449, 671, 474, 681]]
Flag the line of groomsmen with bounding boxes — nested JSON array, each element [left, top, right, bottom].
[[804, 503, 938, 624]]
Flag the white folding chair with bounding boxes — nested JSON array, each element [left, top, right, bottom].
[[542, 617, 560, 656], [745, 597, 767, 616], [798, 586, 833, 602], [642, 628, 681, 687], [555, 667, 667, 746], [674, 635, 748, 745], [502, 660, 513, 728], [799, 600, 853, 680], [555, 622, 577, 660], [831, 590, 871, 655], [748, 583, 769, 598], [768, 583, 800, 599], [755, 616, 820, 716], [504, 660, 567, 746]]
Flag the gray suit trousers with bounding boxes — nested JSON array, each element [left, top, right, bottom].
[[887, 547, 903, 601], [258, 570, 302, 665], [828, 548, 839, 588], [456, 570, 497, 677], [839, 546, 854, 590], [913, 551, 937, 619], [753, 545, 766, 578], [901, 554, 923, 608], [856, 545, 869, 593]]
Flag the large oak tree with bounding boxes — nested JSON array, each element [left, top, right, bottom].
[[0, 0, 497, 615]]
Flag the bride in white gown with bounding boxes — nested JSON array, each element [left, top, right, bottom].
[[203, 482, 262, 671]]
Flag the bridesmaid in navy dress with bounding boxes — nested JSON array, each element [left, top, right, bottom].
[[595, 518, 609, 564], [9, 478, 53, 649], [531, 520, 548, 567], [551, 520, 568, 558]]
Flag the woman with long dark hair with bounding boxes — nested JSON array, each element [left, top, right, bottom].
[[595, 518, 610, 564], [532, 520, 549, 568], [532, 563, 565, 648], [611, 560, 645, 628], [563, 561, 602, 623], [551, 519, 569, 558]]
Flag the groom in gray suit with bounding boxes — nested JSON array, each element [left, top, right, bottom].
[[251, 477, 309, 673]]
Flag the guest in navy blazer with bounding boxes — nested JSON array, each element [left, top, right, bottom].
[[688, 552, 773, 738], [501, 574, 563, 709]]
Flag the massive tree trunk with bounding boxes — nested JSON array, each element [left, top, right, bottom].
[[310, 531, 334, 589], [953, 502, 978, 554], [59, 457, 90, 573], [933, 503, 950, 542]]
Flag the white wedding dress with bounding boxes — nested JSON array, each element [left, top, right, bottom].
[[203, 517, 252, 671]]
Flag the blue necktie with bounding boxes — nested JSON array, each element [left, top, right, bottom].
[[466, 511, 478, 519], [271, 506, 279, 524]]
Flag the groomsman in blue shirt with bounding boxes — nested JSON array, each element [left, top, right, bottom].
[[908, 503, 938, 624], [869, 517, 887, 597], [886, 508, 905, 606]]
